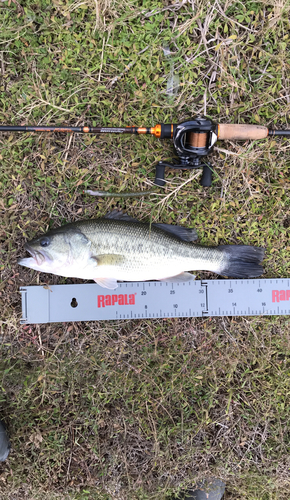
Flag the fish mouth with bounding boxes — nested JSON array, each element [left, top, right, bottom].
[[20, 244, 47, 266]]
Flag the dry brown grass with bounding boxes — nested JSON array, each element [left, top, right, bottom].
[[1, 0, 290, 498]]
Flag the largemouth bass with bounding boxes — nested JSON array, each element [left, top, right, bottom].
[[18, 211, 265, 289]]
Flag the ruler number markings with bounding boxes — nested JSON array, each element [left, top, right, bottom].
[[20, 279, 290, 323]]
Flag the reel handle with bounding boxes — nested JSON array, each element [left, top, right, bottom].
[[201, 163, 212, 186], [154, 160, 213, 187], [154, 163, 166, 186]]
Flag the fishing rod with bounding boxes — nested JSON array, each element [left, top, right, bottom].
[[1, 117, 290, 186]]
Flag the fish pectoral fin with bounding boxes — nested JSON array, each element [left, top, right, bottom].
[[152, 223, 198, 242], [91, 254, 125, 266], [94, 277, 118, 289], [160, 272, 196, 283], [91, 254, 123, 288]]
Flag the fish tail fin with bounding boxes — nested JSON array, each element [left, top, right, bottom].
[[218, 245, 265, 278]]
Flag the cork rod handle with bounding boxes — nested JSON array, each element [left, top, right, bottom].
[[218, 124, 268, 141]]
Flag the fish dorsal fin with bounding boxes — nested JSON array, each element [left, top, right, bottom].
[[104, 209, 139, 222], [152, 223, 198, 242], [160, 272, 196, 283], [94, 277, 118, 289], [104, 210, 198, 241]]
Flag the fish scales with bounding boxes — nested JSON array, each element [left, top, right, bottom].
[[18, 214, 265, 289], [73, 219, 226, 273]]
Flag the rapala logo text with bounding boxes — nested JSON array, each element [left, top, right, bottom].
[[272, 290, 290, 303], [97, 293, 136, 308]]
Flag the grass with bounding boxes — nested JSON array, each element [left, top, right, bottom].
[[1, 0, 290, 498]]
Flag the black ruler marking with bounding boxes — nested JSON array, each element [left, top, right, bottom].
[[20, 278, 290, 324]]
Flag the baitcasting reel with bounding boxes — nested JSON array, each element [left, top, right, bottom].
[[153, 116, 217, 187]]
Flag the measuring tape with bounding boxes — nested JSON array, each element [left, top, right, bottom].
[[20, 278, 290, 324]]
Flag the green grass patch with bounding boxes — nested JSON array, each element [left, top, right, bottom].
[[1, 0, 290, 498]]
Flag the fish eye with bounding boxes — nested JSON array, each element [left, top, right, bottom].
[[40, 237, 50, 247]]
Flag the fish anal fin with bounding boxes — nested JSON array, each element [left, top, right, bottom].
[[160, 272, 196, 283], [94, 278, 118, 289]]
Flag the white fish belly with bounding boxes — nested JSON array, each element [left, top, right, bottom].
[[90, 254, 221, 282]]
